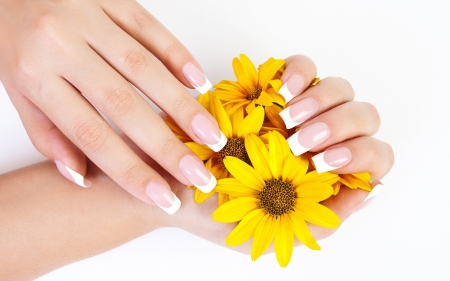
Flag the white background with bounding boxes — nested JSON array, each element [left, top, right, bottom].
[[1, 0, 449, 280]]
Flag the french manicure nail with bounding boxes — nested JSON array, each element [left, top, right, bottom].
[[279, 97, 319, 129], [145, 181, 181, 215], [179, 155, 216, 193], [312, 147, 352, 173], [278, 74, 305, 103], [55, 160, 91, 188], [287, 122, 330, 156], [353, 182, 383, 214], [182, 62, 212, 94], [191, 114, 227, 152]]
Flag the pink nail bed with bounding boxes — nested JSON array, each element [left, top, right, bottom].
[[287, 122, 330, 156], [145, 181, 181, 214], [182, 62, 212, 94], [278, 74, 305, 102], [179, 155, 216, 193], [312, 147, 352, 173], [191, 114, 227, 152], [279, 97, 319, 129]]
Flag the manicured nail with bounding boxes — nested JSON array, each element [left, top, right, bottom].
[[287, 122, 330, 156], [278, 74, 305, 103], [279, 97, 319, 129], [182, 62, 212, 94], [55, 160, 91, 188], [191, 114, 227, 152], [145, 181, 181, 215], [179, 155, 216, 193], [353, 182, 383, 214], [312, 147, 352, 173]]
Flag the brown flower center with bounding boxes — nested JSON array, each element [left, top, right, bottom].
[[246, 87, 262, 100], [259, 179, 295, 216], [218, 138, 251, 170]]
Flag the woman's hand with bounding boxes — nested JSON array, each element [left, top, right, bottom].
[[0, 0, 223, 212]]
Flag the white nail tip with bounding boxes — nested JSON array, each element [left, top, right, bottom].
[[279, 107, 300, 129], [65, 165, 90, 188], [159, 194, 181, 215], [194, 172, 217, 193], [206, 131, 227, 152], [365, 184, 383, 201], [312, 152, 340, 173], [195, 78, 212, 95], [278, 83, 296, 103], [287, 131, 311, 156]]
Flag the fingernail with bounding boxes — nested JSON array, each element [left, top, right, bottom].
[[145, 181, 181, 215], [353, 182, 383, 214], [279, 98, 319, 129], [182, 62, 212, 94], [191, 114, 227, 152], [55, 160, 91, 188], [278, 74, 305, 103], [179, 155, 216, 193], [287, 122, 330, 156], [312, 147, 352, 173]]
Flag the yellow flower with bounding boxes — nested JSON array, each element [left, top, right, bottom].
[[333, 172, 372, 195], [214, 54, 286, 122], [212, 131, 340, 267], [178, 93, 266, 204]]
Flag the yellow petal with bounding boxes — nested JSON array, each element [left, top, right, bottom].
[[268, 79, 283, 92], [265, 105, 286, 130], [185, 142, 215, 160], [353, 172, 371, 181], [218, 193, 230, 206], [232, 56, 254, 91], [215, 178, 261, 196], [224, 99, 249, 116], [287, 213, 320, 250], [268, 131, 290, 179], [245, 134, 272, 181], [296, 170, 340, 186], [259, 59, 285, 90], [211, 94, 232, 138], [275, 215, 294, 267], [295, 182, 334, 202], [255, 91, 274, 106], [237, 106, 264, 138], [197, 91, 212, 112], [226, 209, 265, 246], [295, 199, 341, 228], [212, 197, 260, 222], [224, 156, 265, 189], [245, 100, 256, 115], [266, 89, 286, 107], [214, 80, 247, 94], [285, 154, 309, 184], [251, 214, 276, 261], [214, 90, 246, 102], [340, 174, 372, 191], [229, 105, 244, 137], [239, 54, 258, 87]]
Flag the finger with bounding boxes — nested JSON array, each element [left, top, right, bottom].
[[280, 77, 355, 129], [311, 136, 394, 180], [28, 75, 181, 213], [99, 0, 207, 89], [4, 82, 90, 187], [287, 101, 381, 156], [82, 10, 225, 150], [58, 43, 218, 193], [278, 55, 318, 102]]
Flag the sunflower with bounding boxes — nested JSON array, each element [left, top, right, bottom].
[[212, 131, 341, 267], [214, 54, 286, 121], [169, 92, 266, 204]]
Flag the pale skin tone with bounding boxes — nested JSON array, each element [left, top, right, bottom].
[[1, 123, 393, 281]]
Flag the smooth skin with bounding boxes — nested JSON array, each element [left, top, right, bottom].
[[0, 130, 392, 281], [0, 0, 219, 204]]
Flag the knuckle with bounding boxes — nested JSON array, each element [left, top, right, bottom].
[[123, 50, 148, 75], [158, 136, 178, 157], [335, 77, 355, 100], [162, 40, 184, 59], [121, 163, 147, 188], [362, 102, 381, 132], [131, 10, 152, 35], [170, 95, 190, 113], [74, 119, 108, 154], [105, 88, 134, 117]]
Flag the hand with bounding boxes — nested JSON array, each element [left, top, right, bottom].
[[0, 0, 224, 212]]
